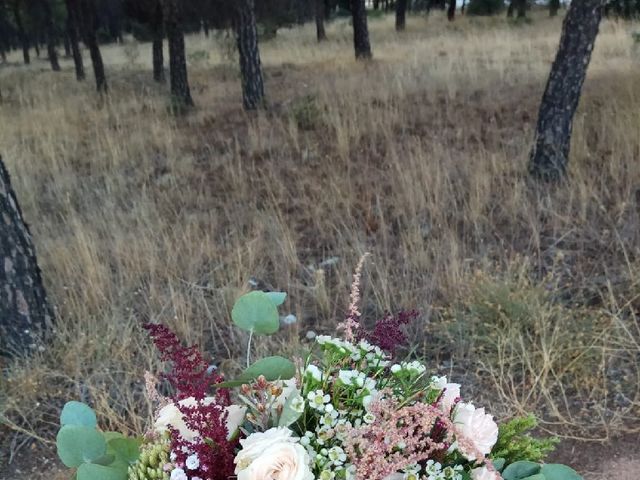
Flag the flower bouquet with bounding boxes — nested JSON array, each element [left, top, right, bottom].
[[55, 260, 582, 480]]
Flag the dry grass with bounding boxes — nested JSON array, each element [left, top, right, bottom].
[[1, 11, 640, 464]]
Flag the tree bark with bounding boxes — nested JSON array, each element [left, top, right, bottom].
[[42, 0, 61, 71], [396, 0, 407, 30], [529, 0, 604, 181], [549, 0, 560, 16], [352, 0, 371, 59], [315, 0, 327, 42], [151, 0, 165, 83], [447, 0, 456, 20], [516, 0, 526, 18], [0, 156, 53, 357], [164, 0, 193, 107], [66, 0, 85, 81], [12, 1, 30, 65], [235, 0, 264, 110], [79, 0, 107, 92], [507, 1, 514, 17], [63, 33, 71, 57]]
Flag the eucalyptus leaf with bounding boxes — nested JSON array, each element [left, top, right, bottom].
[[216, 356, 296, 387], [77, 463, 127, 480], [492, 458, 506, 472], [232, 291, 280, 335], [108, 437, 141, 465], [502, 461, 541, 480], [56, 425, 106, 468], [278, 390, 304, 427], [540, 464, 583, 480], [521, 475, 546, 480], [266, 292, 287, 306], [60, 401, 97, 428]]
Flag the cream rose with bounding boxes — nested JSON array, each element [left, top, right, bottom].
[[155, 397, 246, 441], [471, 466, 502, 480], [454, 402, 499, 461], [439, 382, 461, 414], [234, 427, 313, 480]]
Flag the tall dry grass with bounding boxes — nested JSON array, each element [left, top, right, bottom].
[[0, 11, 639, 459]]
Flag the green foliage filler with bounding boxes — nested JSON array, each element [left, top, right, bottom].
[[492, 415, 559, 466], [128, 436, 171, 480], [217, 355, 296, 387]]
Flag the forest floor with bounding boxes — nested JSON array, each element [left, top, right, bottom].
[[1, 10, 640, 480]]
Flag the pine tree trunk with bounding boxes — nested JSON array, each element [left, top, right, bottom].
[[63, 33, 71, 57], [447, 0, 456, 20], [66, 0, 85, 81], [12, 1, 30, 65], [352, 0, 372, 59], [507, 0, 514, 17], [315, 0, 327, 42], [516, 0, 526, 18], [164, 0, 193, 107], [235, 0, 265, 110], [549, 0, 560, 16], [42, 0, 60, 71], [79, 0, 107, 92], [151, 0, 165, 83], [0, 156, 53, 357], [462, 0, 466, 14], [529, 0, 604, 181], [396, 0, 407, 30]]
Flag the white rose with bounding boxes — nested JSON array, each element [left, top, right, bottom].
[[235, 427, 313, 480], [439, 383, 461, 413], [471, 466, 502, 480], [453, 403, 499, 461], [155, 397, 246, 441]]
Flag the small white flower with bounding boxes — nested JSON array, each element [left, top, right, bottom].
[[170, 468, 188, 480], [430, 375, 448, 390], [307, 390, 331, 411], [391, 364, 402, 374], [291, 396, 306, 413], [305, 364, 323, 382], [363, 412, 376, 424], [185, 453, 200, 470]]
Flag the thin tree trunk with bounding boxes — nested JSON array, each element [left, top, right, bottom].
[[549, 0, 560, 16], [63, 33, 71, 57], [516, 0, 526, 18], [66, 0, 85, 81], [0, 156, 53, 357], [164, 0, 193, 107], [13, 1, 30, 65], [447, 0, 456, 20], [315, 0, 327, 42], [529, 0, 604, 180], [396, 0, 407, 30], [79, 0, 107, 92], [352, 0, 372, 59], [507, 0, 514, 17], [42, 0, 61, 71], [462, 0, 466, 14], [235, 0, 264, 110], [151, 0, 165, 83]]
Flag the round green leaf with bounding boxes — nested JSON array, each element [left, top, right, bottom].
[[502, 461, 541, 480], [540, 464, 583, 480], [56, 425, 106, 468], [107, 437, 141, 465], [232, 291, 280, 335], [492, 458, 506, 472], [266, 292, 287, 306], [77, 463, 127, 480], [60, 401, 97, 428], [521, 475, 546, 480], [216, 356, 296, 387]]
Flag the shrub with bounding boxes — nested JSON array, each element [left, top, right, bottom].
[[467, 0, 505, 15]]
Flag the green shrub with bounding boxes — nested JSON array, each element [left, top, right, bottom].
[[467, 0, 505, 15]]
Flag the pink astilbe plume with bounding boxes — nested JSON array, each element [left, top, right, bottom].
[[344, 396, 499, 479], [337, 253, 370, 342]]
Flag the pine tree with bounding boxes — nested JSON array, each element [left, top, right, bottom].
[[79, 0, 107, 92], [235, 0, 265, 110], [529, 0, 605, 180], [0, 155, 53, 357], [315, 0, 327, 41], [351, 0, 371, 58], [164, 0, 193, 107], [396, 0, 407, 30], [65, 0, 85, 81]]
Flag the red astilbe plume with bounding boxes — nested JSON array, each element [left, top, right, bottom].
[[144, 323, 237, 480], [143, 323, 226, 401], [360, 310, 419, 356]]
